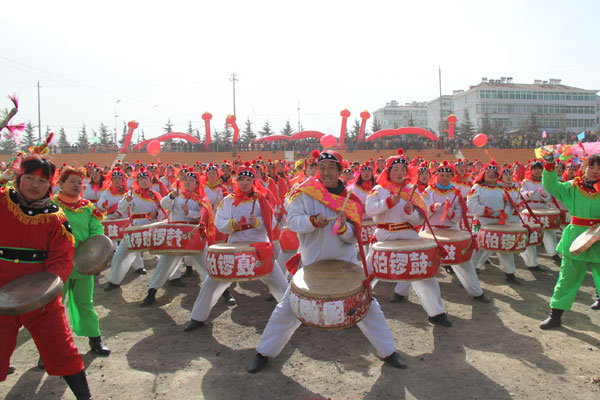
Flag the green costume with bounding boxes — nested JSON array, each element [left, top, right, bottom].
[[542, 166, 600, 310], [55, 196, 105, 337]]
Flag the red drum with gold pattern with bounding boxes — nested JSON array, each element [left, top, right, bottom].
[[289, 260, 371, 330], [206, 242, 273, 281], [371, 239, 441, 281], [477, 223, 528, 253], [102, 218, 130, 240], [419, 229, 474, 266]]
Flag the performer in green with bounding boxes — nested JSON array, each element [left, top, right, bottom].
[[54, 166, 111, 355], [540, 153, 600, 329]]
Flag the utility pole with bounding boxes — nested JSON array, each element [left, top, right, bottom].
[[230, 73, 238, 116], [438, 67, 443, 135], [114, 99, 121, 146], [37, 81, 41, 142], [297, 100, 301, 132]]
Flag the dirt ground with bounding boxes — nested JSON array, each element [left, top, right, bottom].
[[2, 247, 599, 400]]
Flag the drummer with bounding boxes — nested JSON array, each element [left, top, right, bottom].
[[97, 167, 128, 218], [538, 153, 600, 329], [182, 161, 288, 331], [55, 166, 111, 356], [247, 149, 407, 373], [0, 155, 93, 399], [520, 160, 561, 267], [82, 164, 104, 204], [423, 162, 490, 303], [365, 149, 451, 327], [468, 162, 520, 283], [414, 162, 431, 196], [105, 167, 163, 290], [140, 170, 215, 306], [350, 162, 376, 253]]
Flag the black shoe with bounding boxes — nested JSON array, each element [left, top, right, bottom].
[[222, 288, 236, 304], [247, 353, 268, 373], [183, 319, 204, 332], [8, 365, 15, 374], [140, 289, 157, 307], [484, 260, 492, 265], [540, 308, 563, 330], [383, 352, 407, 369], [505, 273, 520, 284], [473, 293, 492, 303], [389, 294, 405, 303], [552, 254, 562, 264], [63, 370, 93, 400], [89, 336, 111, 356], [591, 300, 600, 310], [104, 282, 120, 291], [182, 265, 194, 278], [443, 266, 455, 275], [37, 357, 44, 370], [134, 268, 147, 275], [528, 265, 545, 272], [265, 294, 276, 302], [428, 313, 452, 327], [168, 278, 185, 287]]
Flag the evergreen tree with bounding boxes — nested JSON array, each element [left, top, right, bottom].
[[58, 127, 69, 149], [140, 129, 146, 142], [241, 117, 256, 143], [480, 113, 493, 135], [347, 119, 360, 140], [408, 114, 415, 127], [526, 113, 539, 134], [280, 119, 294, 136], [195, 128, 201, 141], [258, 120, 274, 137], [21, 121, 36, 150], [459, 110, 475, 137], [220, 123, 233, 144], [370, 118, 382, 135], [119, 121, 128, 146], [97, 123, 112, 150], [163, 118, 174, 133], [77, 123, 90, 152]]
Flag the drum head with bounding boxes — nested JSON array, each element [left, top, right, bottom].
[[0, 272, 63, 316], [74, 234, 114, 275], [208, 242, 256, 253], [570, 224, 600, 256], [481, 223, 527, 233], [521, 209, 560, 216], [372, 239, 438, 252], [420, 229, 471, 242], [292, 260, 364, 298]]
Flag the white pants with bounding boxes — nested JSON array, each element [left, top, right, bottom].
[[256, 286, 396, 359], [448, 260, 483, 297], [520, 229, 558, 266], [108, 241, 145, 285], [190, 261, 288, 322], [149, 250, 208, 290], [386, 279, 445, 317], [473, 249, 516, 274]]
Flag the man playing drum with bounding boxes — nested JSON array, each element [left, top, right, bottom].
[[105, 168, 163, 290], [247, 150, 406, 373], [182, 162, 288, 331], [0, 155, 93, 399], [539, 153, 600, 329], [365, 150, 451, 327], [422, 162, 490, 303]]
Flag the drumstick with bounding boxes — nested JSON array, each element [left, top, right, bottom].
[[407, 184, 418, 203], [325, 191, 353, 222]]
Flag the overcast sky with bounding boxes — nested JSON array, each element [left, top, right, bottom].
[[1, 0, 599, 143]]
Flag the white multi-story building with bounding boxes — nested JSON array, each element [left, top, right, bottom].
[[372, 100, 428, 129], [427, 95, 454, 133]]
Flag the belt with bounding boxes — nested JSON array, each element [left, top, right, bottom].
[[570, 216, 600, 227], [131, 214, 150, 220], [376, 222, 415, 232], [0, 247, 48, 263]]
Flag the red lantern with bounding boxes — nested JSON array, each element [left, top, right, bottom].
[[473, 133, 488, 148], [320, 134, 336, 148], [147, 140, 161, 156]]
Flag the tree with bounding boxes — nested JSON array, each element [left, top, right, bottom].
[[258, 120, 274, 137], [370, 117, 382, 135], [21, 121, 36, 150], [220, 123, 233, 144], [119, 121, 128, 146], [77, 123, 90, 152], [526, 112, 539, 134], [140, 129, 146, 142], [0, 134, 17, 153], [347, 119, 360, 140], [58, 127, 69, 149], [407, 114, 415, 127], [187, 120, 194, 136], [280, 119, 294, 136], [480, 113, 493, 135], [163, 118, 174, 133], [241, 117, 256, 143], [97, 123, 112, 150], [459, 110, 475, 138]]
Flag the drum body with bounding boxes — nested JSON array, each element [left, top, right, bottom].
[[460, 212, 475, 232], [123, 221, 205, 255], [73, 235, 114, 275], [521, 209, 562, 230], [289, 260, 371, 330], [525, 223, 544, 247], [371, 239, 441, 281], [279, 226, 299, 253], [0, 272, 63, 316], [360, 219, 376, 243], [419, 229, 474, 266], [102, 218, 130, 240], [477, 223, 528, 253], [206, 242, 273, 281]]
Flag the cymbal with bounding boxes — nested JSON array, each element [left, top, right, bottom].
[[569, 224, 600, 256], [73, 234, 114, 275]]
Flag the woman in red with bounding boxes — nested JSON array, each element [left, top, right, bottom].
[[0, 155, 92, 399]]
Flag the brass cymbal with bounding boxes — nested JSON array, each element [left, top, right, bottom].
[[569, 224, 600, 256]]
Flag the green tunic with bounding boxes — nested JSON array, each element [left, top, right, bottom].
[[55, 197, 105, 337]]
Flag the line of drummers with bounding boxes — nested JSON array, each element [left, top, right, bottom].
[[74, 150, 568, 331]]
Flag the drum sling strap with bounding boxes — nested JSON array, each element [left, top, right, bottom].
[[507, 190, 538, 238]]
